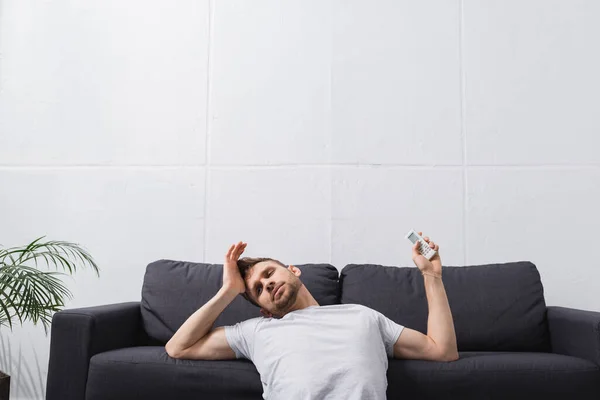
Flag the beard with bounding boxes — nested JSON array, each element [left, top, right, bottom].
[[272, 279, 302, 313]]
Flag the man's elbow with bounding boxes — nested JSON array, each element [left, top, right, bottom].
[[439, 350, 459, 362], [165, 342, 184, 359]]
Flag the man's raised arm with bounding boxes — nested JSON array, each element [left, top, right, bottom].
[[165, 241, 247, 359], [393, 233, 458, 361]]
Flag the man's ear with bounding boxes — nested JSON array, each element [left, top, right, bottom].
[[260, 308, 273, 318], [288, 264, 301, 277]]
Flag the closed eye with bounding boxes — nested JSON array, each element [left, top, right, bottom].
[[256, 270, 274, 297]]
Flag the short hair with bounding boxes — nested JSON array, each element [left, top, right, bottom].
[[237, 257, 286, 307]]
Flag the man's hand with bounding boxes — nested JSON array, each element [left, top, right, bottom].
[[223, 241, 247, 294], [411, 232, 442, 275]]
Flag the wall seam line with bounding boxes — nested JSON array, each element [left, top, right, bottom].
[[203, 0, 214, 263], [459, 0, 468, 266]]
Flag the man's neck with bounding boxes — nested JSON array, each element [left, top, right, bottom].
[[283, 287, 319, 315]]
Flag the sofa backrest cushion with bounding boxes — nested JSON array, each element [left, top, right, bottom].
[[339, 261, 549, 352], [141, 260, 340, 344]]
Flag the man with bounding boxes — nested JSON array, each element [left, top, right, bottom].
[[166, 232, 458, 399]]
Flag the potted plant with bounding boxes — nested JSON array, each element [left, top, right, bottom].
[[0, 236, 99, 399]]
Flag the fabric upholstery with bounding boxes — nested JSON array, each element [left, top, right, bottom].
[[86, 346, 262, 400], [386, 351, 600, 400], [340, 261, 550, 352], [46, 261, 600, 400], [85, 347, 600, 400], [548, 306, 600, 366], [46, 302, 143, 400], [141, 260, 339, 344]]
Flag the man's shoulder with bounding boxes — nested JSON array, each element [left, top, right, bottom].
[[231, 316, 267, 330]]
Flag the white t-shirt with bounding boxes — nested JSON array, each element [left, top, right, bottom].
[[224, 303, 404, 400]]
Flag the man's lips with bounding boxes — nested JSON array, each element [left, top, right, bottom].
[[272, 283, 284, 300]]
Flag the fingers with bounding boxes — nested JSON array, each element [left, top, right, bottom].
[[232, 242, 243, 259], [412, 242, 422, 257], [235, 242, 247, 259], [226, 242, 247, 260], [425, 239, 439, 251], [226, 244, 235, 259], [418, 232, 440, 251], [234, 242, 248, 259]]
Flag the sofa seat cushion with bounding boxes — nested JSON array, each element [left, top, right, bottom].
[[87, 348, 600, 400], [86, 346, 262, 400], [387, 351, 600, 400]]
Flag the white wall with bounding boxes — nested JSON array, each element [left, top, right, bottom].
[[0, 0, 598, 398]]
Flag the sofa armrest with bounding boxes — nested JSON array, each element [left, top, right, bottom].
[[46, 302, 142, 400], [547, 306, 600, 366]]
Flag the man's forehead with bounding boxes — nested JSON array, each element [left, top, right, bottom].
[[246, 261, 275, 282]]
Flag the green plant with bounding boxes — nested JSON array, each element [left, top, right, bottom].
[[0, 236, 99, 333]]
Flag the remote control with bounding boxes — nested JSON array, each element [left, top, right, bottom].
[[405, 229, 437, 260]]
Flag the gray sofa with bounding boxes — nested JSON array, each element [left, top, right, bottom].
[[46, 260, 600, 400]]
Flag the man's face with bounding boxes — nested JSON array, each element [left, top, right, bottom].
[[245, 261, 302, 317]]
